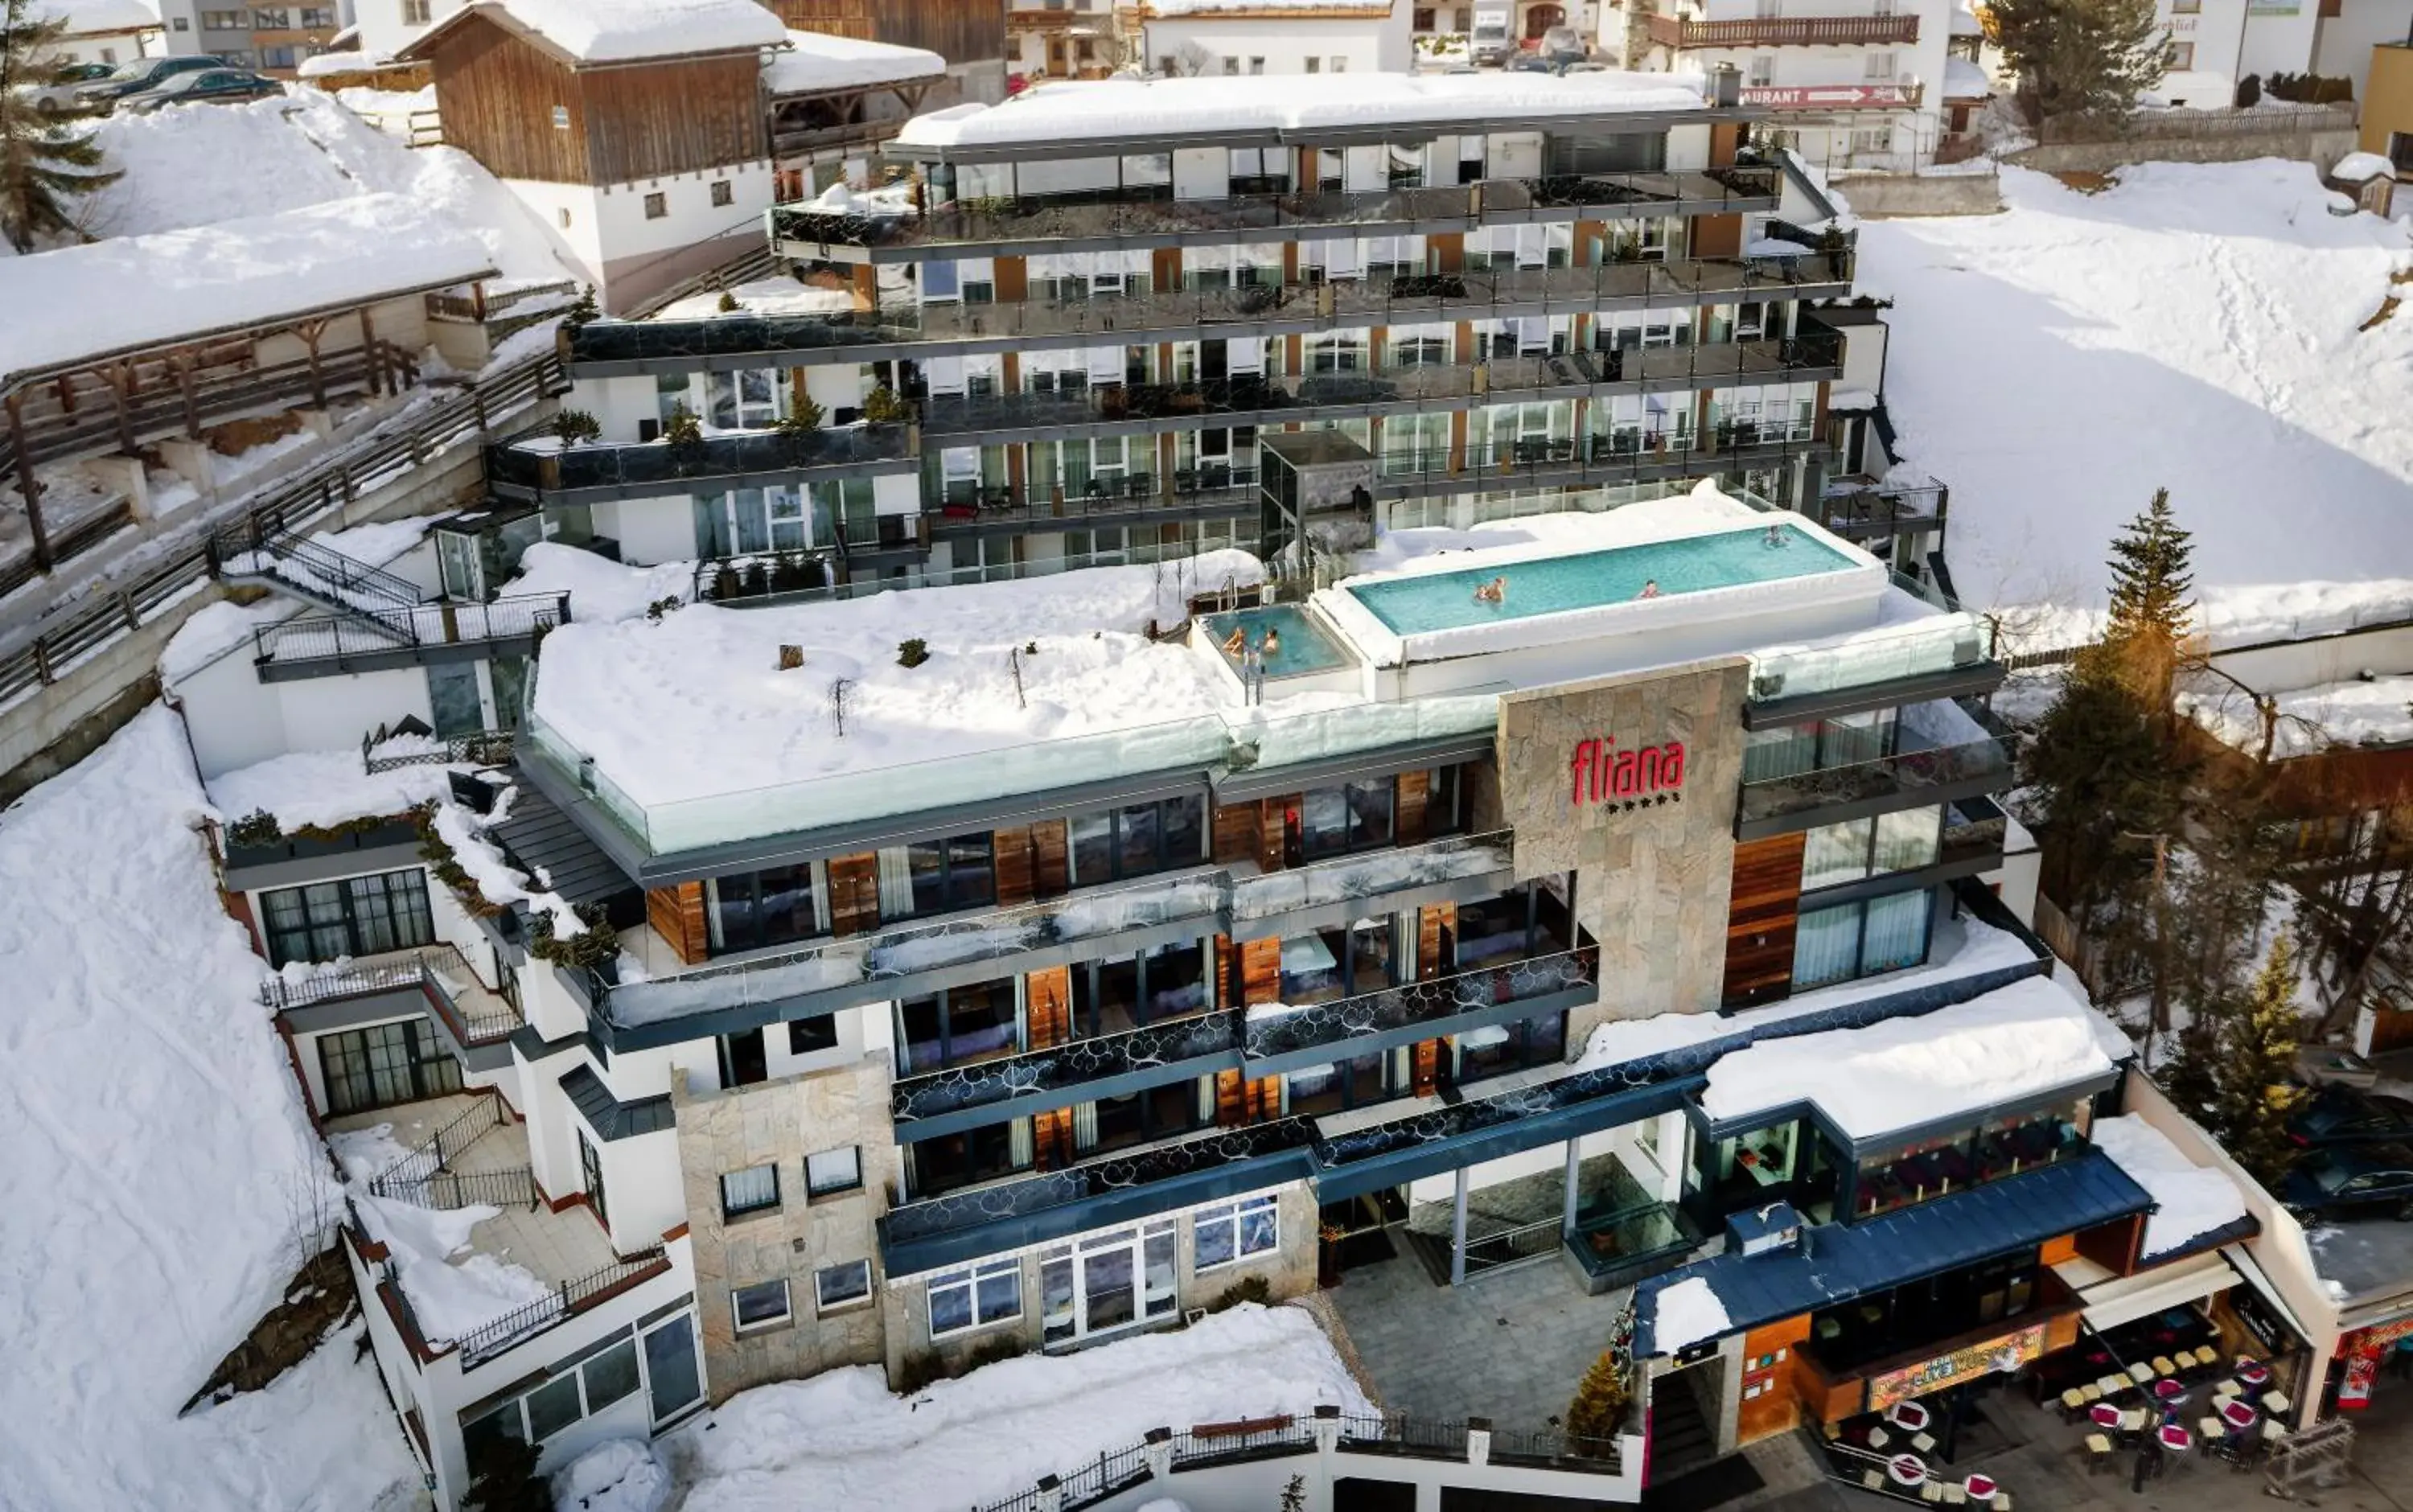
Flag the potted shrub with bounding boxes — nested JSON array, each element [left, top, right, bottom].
[[550, 408, 602, 446]]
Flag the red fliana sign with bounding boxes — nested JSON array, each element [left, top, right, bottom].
[[1570, 737, 1686, 807]]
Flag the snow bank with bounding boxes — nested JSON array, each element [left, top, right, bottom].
[[662, 1305, 1371, 1512], [2332, 151, 2395, 183], [354, 1193, 553, 1345], [0, 708, 416, 1509], [205, 747, 452, 830], [508, 540, 697, 626], [1861, 161, 2413, 634], [1699, 975, 2116, 1138], [898, 72, 1706, 150], [763, 27, 943, 94], [531, 551, 1263, 811], [2089, 1115, 2250, 1259], [0, 194, 492, 385], [457, 0, 786, 63], [1653, 1276, 1733, 1352], [34, 0, 157, 31], [556, 1438, 673, 1512]]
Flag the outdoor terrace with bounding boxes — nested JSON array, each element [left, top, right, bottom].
[[565, 254, 1855, 374], [770, 167, 1782, 262], [261, 944, 523, 1057], [486, 423, 919, 508], [1733, 698, 2017, 840]]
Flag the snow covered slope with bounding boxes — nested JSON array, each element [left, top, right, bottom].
[[1859, 161, 2413, 643], [76, 88, 565, 283], [0, 709, 417, 1511]]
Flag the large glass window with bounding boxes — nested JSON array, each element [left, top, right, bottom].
[[929, 1257, 1023, 1337], [705, 863, 822, 955], [1291, 779, 1394, 862], [643, 1313, 703, 1424], [316, 1019, 461, 1116], [1069, 795, 1205, 885], [1453, 1007, 1567, 1084], [906, 1119, 1032, 1198], [1283, 1048, 1395, 1116], [465, 1315, 701, 1460], [1040, 1220, 1179, 1347], [262, 869, 435, 967], [1071, 938, 1211, 1037], [1194, 1194, 1280, 1271], [1793, 891, 1934, 989], [1742, 709, 1899, 784], [1800, 807, 1942, 894], [898, 978, 1021, 1074], [893, 833, 996, 918]]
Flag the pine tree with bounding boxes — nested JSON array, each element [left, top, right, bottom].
[[0, 0, 122, 253], [1982, 0, 2168, 123], [2212, 933, 2312, 1185], [1564, 1345, 1631, 1445], [2102, 487, 2197, 725]]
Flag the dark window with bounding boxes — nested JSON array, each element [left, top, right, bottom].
[[316, 1020, 460, 1116], [1068, 795, 1203, 885], [1293, 779, 1395, 861], [1285, 1047, 1392, 1116], [1081, 1079, 1204, 1154], [643, 192, 668, 220], [1071, 937, 1211, 1037], [902, 833, 996, 918], [578, 1131, 609, 1230], [643, 1314, 702, 1422], [787, 1014, 837, 1054], [718, 1026, 770, 1087], [706, 864, 820, 955], [261, 869, 435, 967], [908, 1120, 1030, 1196], [709, 179, 733, 207], [898, 979, 1020, 1073], [1453, 1007, 1567, 1086]]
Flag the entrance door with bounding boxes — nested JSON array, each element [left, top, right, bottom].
[[1041, 1221, 1178, 1346], [1524, 2, 1563, 39], [317, 1020, 462, 1116]]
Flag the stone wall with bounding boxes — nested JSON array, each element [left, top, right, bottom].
[[1494, 656, 1749, 1045], [674, 1053, 896, 1403], [2004, 123, 2361, 177], [1829, 166, 2005, 218], [879, 1181, 1320, 1383]]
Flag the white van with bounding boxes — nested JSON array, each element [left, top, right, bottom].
[[1471, 2, 1514, 64]]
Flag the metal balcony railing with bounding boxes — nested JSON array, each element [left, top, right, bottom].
[[485, 423, 918, 503], [253, 591, 569, 669], [1645, 10, 1919, 47], [768, 166, 1782, 255], [892, 1008, 1243, 1124], [1242, 946, 1595, 1061], [1735, 733, 2016, 828], [454, 1247, 672, 1366]]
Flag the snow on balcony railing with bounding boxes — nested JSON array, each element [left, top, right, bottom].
[[1745, 610, 1995, 703]]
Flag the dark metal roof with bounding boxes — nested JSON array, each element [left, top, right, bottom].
[[495, 780, 637, 905], [1633, 1149, 2152, 1357], [561, 1063, 675, 1141]]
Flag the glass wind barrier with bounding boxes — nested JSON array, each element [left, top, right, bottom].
[[1744, 611, 1996, 704]]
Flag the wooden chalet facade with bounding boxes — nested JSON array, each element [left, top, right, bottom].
[[767, 0, 1009, 100]]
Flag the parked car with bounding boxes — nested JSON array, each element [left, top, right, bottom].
[[14, 60, 114, 114], [74, 53, 224, 110], [2281, 1142, 2413, 1220], [120, 68, 283, 114], [2288, 1083, 2413, 1148], [1504, 51, 1554, 73], [1539, 24, 1589, 70]]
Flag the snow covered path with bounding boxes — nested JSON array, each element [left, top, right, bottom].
[[1860, 161, 2413, 644], [0, 709, 416, 1512]]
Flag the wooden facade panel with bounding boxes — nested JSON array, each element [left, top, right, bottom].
[[1238, 935, 1284, 1005], [1722, 831, 1805, 1009], [646, 882, 709, 965], [1692, 212, 1743, 259], [825, 852, 882, 936], [769, 0, 1004, 60], [993, 824, 1037, 906], [1211, 800, 1262, 865], [1260, 795, 1300, 873], [2073, 1214, 2145, 1277], [1034, 1105, 1074, 1169], [424, 20, 589, 183], [1215, 1068, 1281, 1126], [1418, 902, 1455, 980], [1737, 1316, 1813, 1445], [1396, 768, 1431, 844], [1026, 964, 1073, 1050], [582, 55, 769, 182], [1411, 1037, 1440, 1096], [1710, 122, 1742, 168], [993, 255, 1029, 303], [1030, 817, 1070, 896]]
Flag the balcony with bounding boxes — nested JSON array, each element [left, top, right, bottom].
[[1368, 416, 1825, 501], [926, 468, 1261, 539], [1734, 721, 2016, 840], [251, 592, 569, 682], [586, 832, 1517, 1044], [769, 167, 1782, 261], [485, 424, 919, 507], [880, 1116, 1322, 1275], [1243, 946, 1597, 1070], [260, 944, 523, 1050], [561, 254, 1856, 376], [892, 1007, 1243, 1128], [1644, 11, 1920, 47], [914, 332, 1840, 446], [1743, 609, 1996, 709]]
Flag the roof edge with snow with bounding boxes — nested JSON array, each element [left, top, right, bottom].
[[397, 0, 787, 70]]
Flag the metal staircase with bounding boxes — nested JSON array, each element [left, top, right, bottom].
[[209, 522, 421, 643]]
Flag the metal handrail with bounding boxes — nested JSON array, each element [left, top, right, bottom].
[[253, 590, 569, 667], [455, 1246, 671, 1366]]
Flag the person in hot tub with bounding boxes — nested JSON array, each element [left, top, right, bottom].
[[1261, 627, 1281, 661], [1473, 576, 1507, 604], [1638, 579, 1661, 598], [1220, 624, 1247, 658]]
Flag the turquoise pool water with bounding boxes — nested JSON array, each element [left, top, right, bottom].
[[1200, 603, 1350, 677], [1346, 524, 1857, 636]]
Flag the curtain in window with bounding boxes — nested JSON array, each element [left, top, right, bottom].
[[265, 883, 349, 966], [875, 848, 917, 918], [1072, 1102, 1100, 1150], [1861, 890, 1932, 973], [1009, 1118, 1034, 1167], [1743, 725, 1818, 783], [1792, 904, 1860, 989], [1087, 345, 1125, 387], [721, 1165, 778, 1213]]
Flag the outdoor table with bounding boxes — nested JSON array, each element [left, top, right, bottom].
[[1963, 1473, 1999, 1503], [2157, 1424, 2190, 1453], [1888, 1454, 1927, 1488], [2218, 1398, 2259, 1432], [2235, 1358, 2271, 1387], [1889, 1400, 1933, 1432], [2090, 1403, 2123, 1429]]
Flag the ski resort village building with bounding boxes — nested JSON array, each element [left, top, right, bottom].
[[11, 54, 2316, 1512]]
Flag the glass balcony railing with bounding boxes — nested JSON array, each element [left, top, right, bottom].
[[590, 832, 1515, 1033], [881, 1116, 1321, 1249], [561, 254, 1856, 372], [1735, 733, 2015, 828], [769, 167, 1781, 255], [486, 424, 917, 502], [1744, 611, 1996, 704], [893, 1007, 1243, 1124]]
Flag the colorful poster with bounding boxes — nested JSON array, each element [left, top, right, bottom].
[[2339, 1347, 2379, 1410], [1866, 1323, 2049, 1412]]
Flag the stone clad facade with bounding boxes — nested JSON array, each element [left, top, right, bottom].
[[674, 1054, 894, 1402], [1493, 656, 1749, 1041]]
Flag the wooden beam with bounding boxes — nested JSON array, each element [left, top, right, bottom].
[[171, 348, 200, 437], [106, 363, 135, 454], [7, 394, 51, 572], [297, 318, 327, 409], [359, 306, 383, 396]]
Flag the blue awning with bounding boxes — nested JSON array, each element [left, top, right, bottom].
[[1634, 1148, 2152, 1357]]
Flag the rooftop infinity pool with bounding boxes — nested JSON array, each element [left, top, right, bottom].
[[1198, 603, 1350, 678], [1344, 522, 1857, 636]]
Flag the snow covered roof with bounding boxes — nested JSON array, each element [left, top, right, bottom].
[[1944, 56, 1992, 99], [2088, 1115, 2251, 1260], [1950, 1, 1983, 35], [763, 28, 946, 97], [2180, 673, 2413, 758], [1145, 0, 1396, 13], [401, 0, 787, 66], [1652, 1276, 1731, 1354], [2331, 151, 2395, 184], [1697, 976, 2123, 1143], [30, 0, 159, 35], [0, 194, 494, 391], [893, 71, 1710, 154]]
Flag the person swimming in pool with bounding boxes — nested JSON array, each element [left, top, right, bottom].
[[1220, 625, 1248, 657], [1473, 576, 1507, 604], [1638, 579, 1661, 598], [1261, 627, 1281, 659], [1765, 524, 1786, 548]]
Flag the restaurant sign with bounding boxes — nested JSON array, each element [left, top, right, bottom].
[[1866, 1323, 2049, 1412], [1740, 84, 1920, 110], [1570, 737, 1685, 808]]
